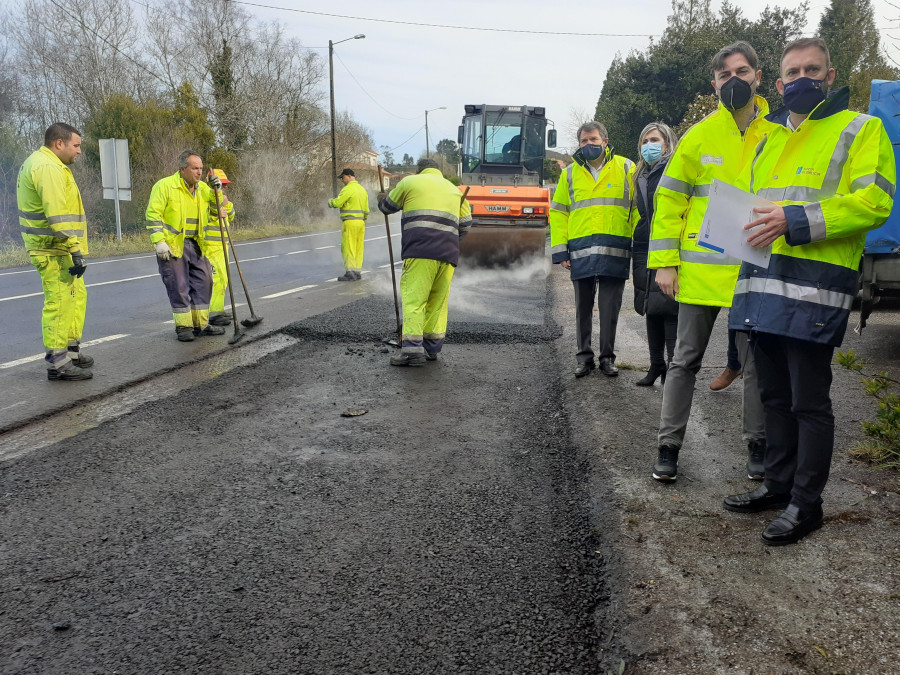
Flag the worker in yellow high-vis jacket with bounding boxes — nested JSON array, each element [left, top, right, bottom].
[[648, 41, 776, 484], [17, 123, 93, 381], [377, 158, 472, 366], [328, 168, 369, 281], [199, 169, 236, 326], [723, 38, 894, 545]]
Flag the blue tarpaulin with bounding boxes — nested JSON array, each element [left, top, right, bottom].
[[866, 80, 900, 254]]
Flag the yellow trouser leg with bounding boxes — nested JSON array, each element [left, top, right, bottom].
[[33, 254, 86, 370], [341, 220, 365, 272], [422, 262, 454, 354], [400, 258, 444, 355], [207, 248, 228, 316]]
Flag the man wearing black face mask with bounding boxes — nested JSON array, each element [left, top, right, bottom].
[[724, 37, 894, 545], [648, 41, 774, 484], [550, 122, 637, 378]]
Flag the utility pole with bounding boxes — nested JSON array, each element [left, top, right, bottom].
[[328, 34, 365, 197], [424, 106, 446, 160]]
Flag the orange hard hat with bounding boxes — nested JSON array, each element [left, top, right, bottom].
[[210, 168, 231, 184]]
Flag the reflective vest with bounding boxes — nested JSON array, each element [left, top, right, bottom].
[[378, 168, 472, 266], [550, 148, 636, 280], [730, 88, 895, 346], [146, 172, 220, 258], [328, 180, 369, 222], [17, 146, 88, 256], [649, 96, 776, 306], [199, 198, 235, 258]]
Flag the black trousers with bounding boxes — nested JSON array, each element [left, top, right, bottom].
[[573, 276, 626, 364], [753, 332, 835, 508], [646, 313, 677, 368]]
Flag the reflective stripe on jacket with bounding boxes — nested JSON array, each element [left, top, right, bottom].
[[146, 172, 220, 258], [649, 95, 776, 306], [549, 146, 636, 280], [18, 146, 88, 256], [378, 168, 472, 266], [199, 199, 235, 256], [729, 88, 895, 346], [329, 181, 369, 222]]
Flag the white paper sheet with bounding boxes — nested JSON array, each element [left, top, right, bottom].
[[697, 179, 773, 268]]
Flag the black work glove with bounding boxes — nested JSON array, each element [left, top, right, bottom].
[[68, 251, 86, 278]]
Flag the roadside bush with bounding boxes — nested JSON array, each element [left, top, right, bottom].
[[836, 349, 900, 469]]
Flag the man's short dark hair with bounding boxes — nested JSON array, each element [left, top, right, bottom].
[[178, 150, 201, 169], [339, 168, 355, 177], [417, 158, 439, 172], [44, 123, 81, 147], [780, 37, 831, 72], [710, 41, 759, 75], [577, 121, 608, 141]]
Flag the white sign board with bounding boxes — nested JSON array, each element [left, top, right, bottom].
[[99, 138, 131, 201]]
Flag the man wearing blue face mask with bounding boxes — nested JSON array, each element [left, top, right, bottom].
[[550, 122, 637, 378], [724, 38, 894, 545], [648, 41, 774, 484]]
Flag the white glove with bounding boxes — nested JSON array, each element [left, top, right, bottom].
[[209, 175, 222, 190], [155, 241, 172, 261]]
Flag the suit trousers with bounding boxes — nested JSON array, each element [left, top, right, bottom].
[[573, 275, 626, 364], [753, 332, 835, 508]]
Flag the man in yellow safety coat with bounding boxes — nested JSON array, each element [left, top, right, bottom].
[[377, 158, 472, 366], [550, 121, 637, 379], [648, 41, 775, 483], [328, 168, 369, 281], [146, 150, 231, 342], [199, 169, 236, 326], [723, 38, 894, 545], [18, 123, 93, 381]]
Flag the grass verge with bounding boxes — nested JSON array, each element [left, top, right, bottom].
[[0, 221, 332, 269]]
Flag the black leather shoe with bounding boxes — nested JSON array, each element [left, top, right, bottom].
[[761, 503, 824, 546], [599, 359, 619, 377], [723, 485, 791, 513], [574, 362, 595, 378]]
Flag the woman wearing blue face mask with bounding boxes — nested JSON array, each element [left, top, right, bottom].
[[631, 122, 680, 386]]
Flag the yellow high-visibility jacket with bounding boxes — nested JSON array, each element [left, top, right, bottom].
[[550, 146, 636, 280], [18, 146, 88, 256], [146, 172, 228, 258], [378, 168, 472, 266], [200, 197, 236, 258], [730, 87, 895, 346], [649, 95, 776, 306], [329, 180, 369, 222]]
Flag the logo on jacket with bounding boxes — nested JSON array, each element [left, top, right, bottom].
[[701, 155, 723, 165], [796, 166, 822, 177]]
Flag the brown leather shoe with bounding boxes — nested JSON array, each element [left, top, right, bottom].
[[710, 367, 742, 391]]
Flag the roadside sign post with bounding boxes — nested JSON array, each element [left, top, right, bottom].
[[99, 139, 132, 241]]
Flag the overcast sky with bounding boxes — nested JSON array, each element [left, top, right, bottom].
[[242, 0, 900, 157]]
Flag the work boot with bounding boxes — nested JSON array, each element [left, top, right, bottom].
[[176, 327, 195, 342], [390, 353, 426, 367], [195, 325, 226, 336], [652, 445, 679, 482], [337, 271, 354, 281], [70, 352, 94, 368], [710, 367, 742, 391], [48, 366, 93, 381], [209, 314, 232, 326], [599, 359, 619, 377], [746, 439, 766, 480], [350, 270, 362, 280], [574, 362, 595, 378], [425, 353, 438, 361]]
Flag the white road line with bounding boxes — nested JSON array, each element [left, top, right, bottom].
[[365, 236, 387, 241], [230, 255, 277, 263], [0, 333, 130, 369], [86, 273, 159, 288], [315, 245, 336, 250], [285, 250, 311, 255], [0, 253, 157, 277], [260, 285, 318, 299]]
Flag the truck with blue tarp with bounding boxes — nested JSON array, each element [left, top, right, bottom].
[[860, 79, 900, 328]]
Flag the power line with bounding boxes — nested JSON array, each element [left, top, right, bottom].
[[380, 125, 426, 155], [228, 1, 660, 37], [333, 51, 420, 121]]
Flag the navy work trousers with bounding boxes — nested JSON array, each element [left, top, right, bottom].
[[157, 237, 213, 330]]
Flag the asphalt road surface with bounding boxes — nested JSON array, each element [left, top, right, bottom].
[[2, 250, 900, 673]]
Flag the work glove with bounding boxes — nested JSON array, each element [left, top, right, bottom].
[[156, 241, 172, 262], [68, 251, 86, 278], [209, 174, 222, 191], [377, 191, 387, 203]]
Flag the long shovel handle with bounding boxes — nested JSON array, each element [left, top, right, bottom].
[[220, 216, 258, 319], [377, 164, 402, 338], [211, 182, 243, 343]]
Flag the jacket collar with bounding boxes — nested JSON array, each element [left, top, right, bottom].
[[765, 86, 850, 126], [713, 94, 770, 130], [39, 145, 67, 168]]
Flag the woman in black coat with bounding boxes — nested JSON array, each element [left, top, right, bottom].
[[631, 122, 680, 386]]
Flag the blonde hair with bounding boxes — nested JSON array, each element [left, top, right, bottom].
[[634, 122, 679, 177]]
